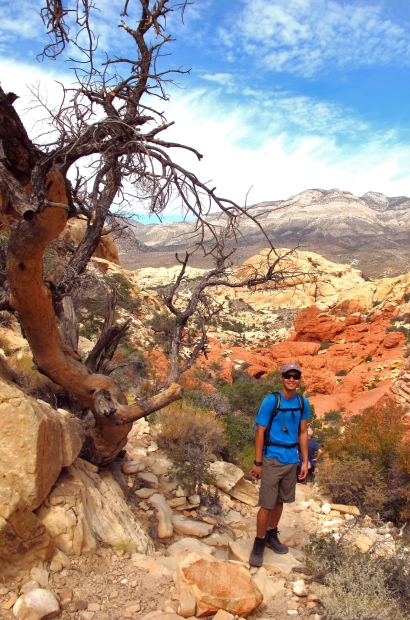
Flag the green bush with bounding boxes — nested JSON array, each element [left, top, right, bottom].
[[335, 369, 347, 377], [221, 413, 255, 468], [220, 370, 282, 417], [321, 339, 332, 350]]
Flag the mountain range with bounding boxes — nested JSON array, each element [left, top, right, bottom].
[[117, 188, 410, 279]]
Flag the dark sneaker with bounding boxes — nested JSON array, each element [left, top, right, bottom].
[[265, 528, 288, 554], [249, 537, 265, 567]]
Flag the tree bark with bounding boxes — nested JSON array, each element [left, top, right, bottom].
[[6, 171, 182, 465]]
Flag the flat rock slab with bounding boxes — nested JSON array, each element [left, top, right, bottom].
[[168, 537, 215, 559], [172, 515, 213, 538], [228, 539, 301, 573]]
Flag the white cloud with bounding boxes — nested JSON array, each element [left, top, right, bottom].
[[221, 0, 410, 77], [3, 57, 410, 221]]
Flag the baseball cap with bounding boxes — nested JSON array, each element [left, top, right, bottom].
[[281, 363, 302, 375]]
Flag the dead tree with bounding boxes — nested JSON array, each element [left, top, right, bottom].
[[0, 0, 310, 465]]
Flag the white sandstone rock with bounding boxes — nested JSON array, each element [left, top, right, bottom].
[[150, 494, 173, 539], [208, 462, 244, 493], [171, 515, 213, 538], [13, 589, 60, 620], [292, 579, 308, 597]]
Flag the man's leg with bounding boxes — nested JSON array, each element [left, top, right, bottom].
[[267, 502, 283, 529]]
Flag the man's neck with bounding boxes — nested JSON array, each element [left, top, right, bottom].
[[281, 387, 297, 400]]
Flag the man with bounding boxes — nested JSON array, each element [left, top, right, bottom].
[[307, 427, 322, 482], [249, 363, 310, 567]]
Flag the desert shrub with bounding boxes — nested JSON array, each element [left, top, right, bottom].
[[220, 370, 282, 417], [219, 319, 245, 333], [155, 401, 227, 493], [221, 412, 255, 468], [335, 369, 347, 377], [365, 355, 373, 362], [148, 311, 176, 355], [304, 533, 410, 619], [328, 401, 406, 470], [316, 457, 386, 515], [185, 390, 231, 417], [321, 339, 332, 350], [309, 409, 343, 447], [107, 272, 141, 314], [323, 410, 343, 424], [324, 559, 406, 620]]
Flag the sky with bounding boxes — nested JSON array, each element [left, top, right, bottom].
[[1, 0, 410, 222]]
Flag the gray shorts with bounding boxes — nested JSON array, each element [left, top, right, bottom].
[[258, 457, 298, 509]]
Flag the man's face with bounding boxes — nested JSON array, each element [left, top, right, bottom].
[[280, 371, 302, 390]]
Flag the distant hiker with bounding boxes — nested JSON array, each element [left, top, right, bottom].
[[249, 363, 310, 567], [307, 427, 322, 482]]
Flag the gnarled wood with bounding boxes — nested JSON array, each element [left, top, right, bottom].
[[6, 173, 182, 464]]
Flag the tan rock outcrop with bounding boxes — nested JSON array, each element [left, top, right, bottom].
[[59, 218, 120, 264], [175, 552, 262, 618], [36, 458, 154, 556], [0, 378, 84, 510], [0, 482, 55, 579]]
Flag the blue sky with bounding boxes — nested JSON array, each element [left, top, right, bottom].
[[1, 0, 410, 221]]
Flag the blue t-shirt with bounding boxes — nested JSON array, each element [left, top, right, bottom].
[[255, 392, 311, 465]]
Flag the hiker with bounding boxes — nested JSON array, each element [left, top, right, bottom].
[[249, 363, 310, 567], [307, 427, 322, 482]]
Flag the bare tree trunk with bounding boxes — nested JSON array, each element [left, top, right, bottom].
[[6, 175, 182, 465]]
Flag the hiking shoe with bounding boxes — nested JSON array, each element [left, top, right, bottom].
[[265, 528, 288, 554], [249, 537, 265, 567]]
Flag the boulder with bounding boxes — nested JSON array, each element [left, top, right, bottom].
[[228, 478, 259, 507], [171, 516, 214, 538], [208, 462, 244, 493], [0, 378, 83, 510], [175, 552, 262, 617], [13, 588, 60, 620], [36, 458, 153, 556], [149, 493, 173, 539]]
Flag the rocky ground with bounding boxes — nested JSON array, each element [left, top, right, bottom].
[[0, 416, 398, 620]]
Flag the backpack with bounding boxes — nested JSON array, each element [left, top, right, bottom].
[[263, 392, 305, 455]]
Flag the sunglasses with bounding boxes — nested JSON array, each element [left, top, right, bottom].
[[282, 373, 301, 380]]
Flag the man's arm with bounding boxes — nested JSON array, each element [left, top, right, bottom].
[[298, 419, 309, 480], [251, 424, 266, 479], [313, 448, 323, 463]]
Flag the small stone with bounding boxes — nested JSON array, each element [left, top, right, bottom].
[[175, 486, 188, 497], [49, 560, 63, 572], [125, 603, 141, 613], [321, 503, 331, 515], [20, 581, 40, 595], [109, 591, 118, 599], [30, 568, 49, 588], [139, 501, 150, 510], [292, 579, 307, 596], [2, 592, 17, 610], [59, 588, 73, 610], [188, 494, 200, 505], [79, 612, 94, 620], [147, 442, 158, 452], [120, 579, 128, 585], [13, 589, 60, 619], [75, 599, 89, 610], [287, 611, 299, 616], [88, 602, 101, 611], [135, 487, 157, 499], [167, 497, 187, 508], [123, 460, 145, 474], [137, 472, 159, 488]]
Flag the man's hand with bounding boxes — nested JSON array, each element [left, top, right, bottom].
[[251, 464, 263, 479], [298, 461, 309, 480]]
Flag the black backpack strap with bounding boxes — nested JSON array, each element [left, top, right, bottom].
[[263, 392, 280, 455]]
